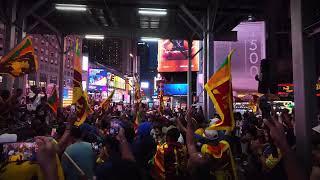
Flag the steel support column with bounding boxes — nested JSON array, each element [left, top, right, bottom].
[[206, 33, 215, 119], [206, 5, 215, 119], [187, 38, 192, 108], [203, 31, 208, 117], [14, 5, 27, 90], [290, 0, 316, 175], [58, 36, 65, 107], [1, 0, 17, 91]]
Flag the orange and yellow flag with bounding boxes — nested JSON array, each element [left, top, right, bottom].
[[158, 88, 164, 114], [100, 89, 115, 111], [0, 36, 38, 77], [205, 50, 235, 131], [72, 37, 92, 126]]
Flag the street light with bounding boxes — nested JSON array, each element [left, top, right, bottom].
[[85, 35, 105, 40], [55, 4, 87, 11], [138, 8, 167, 16]]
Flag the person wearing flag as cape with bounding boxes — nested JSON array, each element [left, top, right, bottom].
[[186, 50, 238, 180]]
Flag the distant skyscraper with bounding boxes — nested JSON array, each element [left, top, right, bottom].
[[84, 38, 136, 75], [85, 38, 122, 70]]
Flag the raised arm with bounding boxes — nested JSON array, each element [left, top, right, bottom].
[[264, 118, 307, 180], [116, 127, 135, 162]]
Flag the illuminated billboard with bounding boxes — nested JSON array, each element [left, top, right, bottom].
[[214, 21, 266, 92], [163, 84, 188, 96], [88, 68, 107, 90], [158, 40, 199, 72]]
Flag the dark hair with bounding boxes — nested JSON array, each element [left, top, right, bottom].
[[166, 128, 180, 142], [0, 90, 10, 101], [70, 126, 82, 139]]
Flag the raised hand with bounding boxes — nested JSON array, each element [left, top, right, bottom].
[[263, 117, 289, 154], [35, 136, 58, 180]]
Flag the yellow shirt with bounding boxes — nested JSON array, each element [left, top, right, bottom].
[[0, 139, 65, 180]]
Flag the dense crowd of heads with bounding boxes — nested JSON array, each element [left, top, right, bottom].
[[0, 88, 319, 180]]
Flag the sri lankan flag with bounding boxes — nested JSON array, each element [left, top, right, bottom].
[[0, 36, 38, 77], [48, 86, 59, 114], [134, 80, 142, 129], [100, 89, 115, 111], [72, 37, 92, 126], [201, 140, 238, 180], [158, 88, 164, 114], [205, 50, 235, 131]]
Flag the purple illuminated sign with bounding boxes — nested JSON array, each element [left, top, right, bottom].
[[214, 21, 266, 92]]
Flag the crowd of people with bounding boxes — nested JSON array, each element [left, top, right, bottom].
[[0, 86, 320, 180]]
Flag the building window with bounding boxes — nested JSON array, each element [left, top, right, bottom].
[[28, 80, 36, 86], [55, 60, 58, 65], [39, 81, 46, 87], [45, 50, 49, 55], [45, 57, 48, 62], [50, 76, 57, 84], [41, 48, 44, 54], [41, 40, 45, 45], [50, 59, 54, 64], [55, 53, 58, 58], [40, 56, 43, 61]]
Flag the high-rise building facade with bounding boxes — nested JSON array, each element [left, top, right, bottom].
[[84, 38, 136, 75], [28, 34, 61, 88]]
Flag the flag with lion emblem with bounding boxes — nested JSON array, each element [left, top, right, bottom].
[[205, 50, 235, 131], [0, 36, 38, 77], [72, 37, 92, 126]]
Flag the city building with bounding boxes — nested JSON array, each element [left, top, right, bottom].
[[28, 34, 61, 88], [138, 42, 158, 100], [83, 38, 136, 75]]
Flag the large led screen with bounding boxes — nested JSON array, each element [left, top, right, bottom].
[[214, 21, 266, 92], [158, 40, 199, 72], [163, 84, 188, 96], [88, 68, 107, 90]]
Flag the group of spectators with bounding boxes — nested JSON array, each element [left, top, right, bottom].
[[0, 87, 319, 180]]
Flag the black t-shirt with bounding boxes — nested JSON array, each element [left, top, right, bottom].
[[96, 159, 141, 180]]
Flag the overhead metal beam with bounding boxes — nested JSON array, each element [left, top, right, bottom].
[[30, 22, 237, 41], [27, 7, 55, 32], [31, 13, 60, 35], [103, 0, 118, 27], [15, 0, 48, 24], [177, 13, 202, 39], [31, 13, 63, 50], [180, 4, 205, 32]]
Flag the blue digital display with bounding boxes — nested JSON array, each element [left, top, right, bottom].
[[163, 84, 188, 96]]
